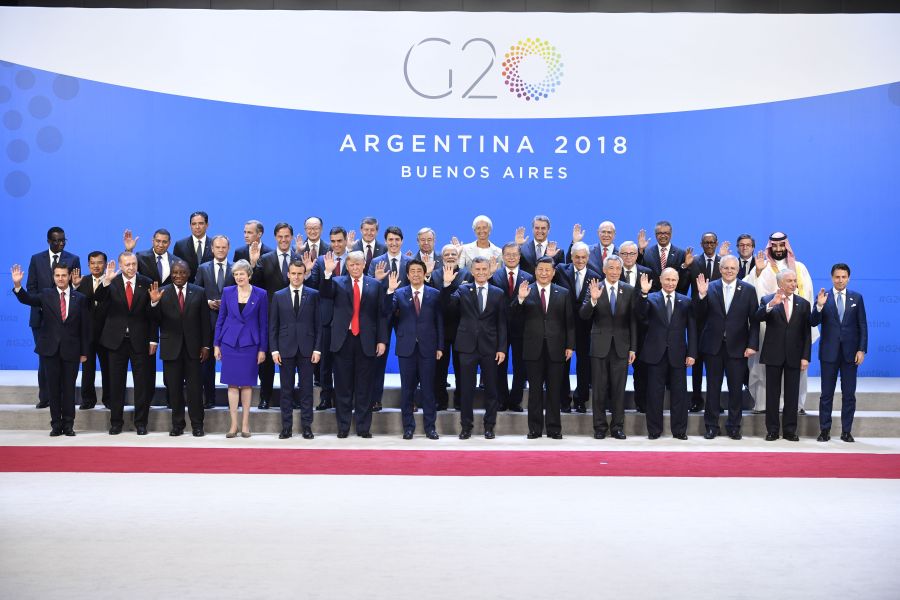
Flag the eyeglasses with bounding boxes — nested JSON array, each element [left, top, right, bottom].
[[619, 251, 638, 257]]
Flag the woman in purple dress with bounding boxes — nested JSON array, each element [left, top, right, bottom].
[[214, 260, 268, 438]]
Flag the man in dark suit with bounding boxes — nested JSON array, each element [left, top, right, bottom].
[[512, 257, 575, 439], [580, 256, 638, 439], [233, 219, 273, 265], [694, 256, 759, 440], [318, 250, 388, 438], [75, 251, 109, 410], [617, 241, 656, 413], [367, 226, 410, 412], [251, 222, 300, 410], [95, 252, 158, 435], [172, 211, 213, 283], [517, 215, 565, 275], [352, 216, 386, 272], [810, 263, 868, 443], [567, 221, 617, 274], [150, 260, 211, 437], [687, 232, 723, 413], [12, 261, 90, 436], [194, 234, 235, 408], [270, 259, 322, 440], [492, 242, 532, 412], [637, 220, 689, 294], [429, 244, 472, 411], [636, 268, 697, 439], [441, 256, 507, 439], [384, 259, 444, 439], [413, 227, 443, 279], [27, 226, 81, 409], [732, 234, 756, 281], [297, 216, 330, 262], [755, 269, 812, 441], [554, 241, 601, 413]]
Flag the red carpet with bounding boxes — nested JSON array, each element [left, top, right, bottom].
[[2, 446, 899, 478]]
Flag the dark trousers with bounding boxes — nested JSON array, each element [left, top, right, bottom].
[[33, 328, 48, 404], [369, 333, 391, 406], [258, 353, 276, 403], [201, 354, 216, 406], [819, 344, 857, 434], [80, 339, 110, 404], [319, 347, 334, 403], [399, 346, 437, 433], [434, 338, 461, 407], [497, 335, 526, 409], [278, 354, 315, 429], [525, 341, 565, 436], [765, 363, 800, 436], [163, 346, 204, 431], [44, 352, 79, 430], [457, 351, 498, 431], [570, 327, 592, 408], [107, 340, 150, 428], [632, 361, 648, 411], [332, 334, 375, 435], [591, 354, 628, 434], [691, 356, 706, 401], [704, 343, 747, 434], [646, 358, 688, 437]]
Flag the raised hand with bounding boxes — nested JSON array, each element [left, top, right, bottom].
[[422, 253, 435, 275], [514, 226, 527, 246], [517, 280, 530, 301], [546, 241, 558, 257], [123, 229, 138, 252], [10, 264, 24, 287], [71, 267, 82, 288], [347, 230, 357, 247], [373, 260, 388, 281], [302, 250, 315, 274], [249, 241, 261, 265], [769, 288, 785, 307], [442, 265, 456, 286], [640, 272, 652, 295], [816, 287, 828, 308], [294, 233, 306, 254], [684, 246, 695, 267], [103, 260, 119, 285], [718, 241, 731, 257], [405, 250, 413, 257], [450, 236, 462, 251], [386, 270, 400, 292], [754, 250, 767, 273], [323, 251, 336, 275], [572, 223, 584, 243], [695, 273, 708, 297], [637, 228, 648, 251], [589, 278, 602, 301], [488, 256, 499, 274], [148, 281, 165, 303]]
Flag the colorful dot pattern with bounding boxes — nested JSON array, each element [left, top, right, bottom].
[[501, 38, 564, 102]]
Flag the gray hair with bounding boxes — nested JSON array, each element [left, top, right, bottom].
[[345, 250, 366, 265], [532, 214, 551, 228], [244, 220, 264, 235], [570, 242, 590, 256], [472, 215, 493, 231], [603, 255, 624, 269], [417, 227, 435, 239], [775, 268, 796, 285], [232, 259, 252, 277], [598, 220, 616, 232], [720, 254, 739, 268], [210, 234, 230, 247], [618, 240, 637, 252], [441, 244, 459, 256]]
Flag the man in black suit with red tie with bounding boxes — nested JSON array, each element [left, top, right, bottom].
[[637, 220, 689, 294], [516, 215, 565, 275], [512, 257, 575, 439], [12, 261, 90, 436], [27, 226, 80, 409], [492, 242, 532, 412], [441, 256, 507, 439], [580, 256, 638, 439], [195, 235, 235, 408], [233, 220, 274, 265], [75, 251, 110, 410], [94, 252, 158, 435], [695, 256, 759, 440], [173, 211, 213, 283], [756, 269, 811, 441], [352, 216, 387, 273]]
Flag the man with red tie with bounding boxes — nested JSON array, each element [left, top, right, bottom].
[[491, 242, 533, 412]]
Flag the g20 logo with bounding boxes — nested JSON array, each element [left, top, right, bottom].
[[403, 37, 564, 102]]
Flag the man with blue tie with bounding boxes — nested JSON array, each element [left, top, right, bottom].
[[195, 235, 235, 408], [694, 255, 759, 440], [384, 259, 444, 440], [516, 215, 565, 274], [319, 250, 388, 438], [492, 242, 532, 412], [810, 263, 867, 443], [270, 259, 322, 440]]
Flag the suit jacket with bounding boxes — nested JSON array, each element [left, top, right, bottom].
[[232, 242, 274, 264], [441, 281, 507, 356], [305, 253, 350, 290], [810, 289, 867, 363], [637, 291, 697, 366], [688, 255, 722, 297], [566, 243, 616, 275], [492, 267, 534, 339], [369, 253, 411, 287], [353, 239, 387, 271], [737, 256, 755, 280], [252, 250, 300, 303], [638, 244, 689, 294], [554, 264, 601, 316], [15, 287, 90, 360], [415, 251, 444, 277], [153, 283, 212, 361], [194, 260, 235, 332], [383, 285, 444, 358], [755, 294, 812, 367], [76, 276, 107, 343], [95, 273, 158, 352], [428, 266, 473, 342], [25, 249, 81, 328], [319, 275, 388, 356], [509, 283, 575, 362], [269, 286, 322, 358], [694, 279, 759, 358], [617, 263, 659, 292], [519, 241, 565, 275], [579, 281, 638, 359], [135, 249, 173, 286], [298, 239, 330, 261], [214, 285, 268, 351], [173, 236, 214, 282]]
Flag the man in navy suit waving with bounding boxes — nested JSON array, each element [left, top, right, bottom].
[[384, 259, 444, 440], [810, 263, 867, 442]]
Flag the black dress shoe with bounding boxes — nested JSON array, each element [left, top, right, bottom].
[[497, 403, 508, 412], [136, 425, 148, 436], [548, 432, 563, 440], [279, 427, 292, 439], [817, 430, 831, 442], [459, 429, 472, 440], [36, 401, 49, 409], [203, 401, 216, 409], [648, 433, 660, 440], [612, 430, 627, 440], [426, 430, 439, 440], [358, 431, 372, 438], [783, 433, 800, 442], [729, 431, 742, 440], [403, 430, 414, 440], [484, 429, 495, 439], [765, 432, 778, 441], [841, 432, 855, 443], [508, 405, 524, 413], [372, 401, 383, 412], [436, 402, 448, 411], [560, 406, 572, 414], [337, 431, 349, 439], [79, 400, 96, 410], [635, 407, 646, 414], [673, 433, 688, 440], [593, 431, 607, 439], [316, 400, 333, 411], [109, 425, 122, 435], [63, 428, 75, 437], [689, 401, 703, 413], [704, 429, 717, 440], [527, 432, 541, 439], [258, 399, 270, 410], [574, 403, 587, 414], [192, 428, 205, 437], [302, 427, 314, 439], [169, 429, 184, 437], [49, 428, 63, 437]]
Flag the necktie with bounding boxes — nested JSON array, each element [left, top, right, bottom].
[[508, 271, 515, 296], [666, 294, 673, 323], [541, 287, 547, 313], [156, 254, 163, 281], [293, 289, 300, 315], [477, 286, 485, 314], [366, 244, 373, 265], [52, 254, 59, 269], [837, 291, 845, 321], [602, 247, 608, 264], [724, 284, 733, 313], [608, 286, 616, 314], [783, 296, 792, 321], [59, 291, 66, 321], [334, 258, 341, 276], [413, 290, 421, 316], [351, 279, 361, 335], [575, 270, 583, 297], [281, 253, 289, 281], [216, 263, 225, 293], [707, 258, 713, 279], [196, 240, 203, 263], [624, 270, 631, 286], [741, 260, 748, 278], [537, 243, 543, 257], [178, 287, 184, 313], [310, 244, 318, 260], [125, 280, 133, 310], [93, 278, 100, 293], [391, 258, 398, 274], [660, 248, 667, 270]]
